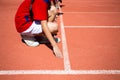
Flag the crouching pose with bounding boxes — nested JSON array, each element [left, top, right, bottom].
[[15, 0, 62, 58]]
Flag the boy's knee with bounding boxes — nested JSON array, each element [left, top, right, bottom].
[[48, 22, 58, 33]]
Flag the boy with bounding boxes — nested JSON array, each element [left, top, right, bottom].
[[15, 0, 62, 58]]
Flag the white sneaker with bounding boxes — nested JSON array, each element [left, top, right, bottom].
[[21, 35, 40, 47]]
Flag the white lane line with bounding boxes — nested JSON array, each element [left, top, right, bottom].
[[64, 12, 120, 14], [0, 70, 120, 75], [59, 8, 71, 71], [65, 26, 120, 28]]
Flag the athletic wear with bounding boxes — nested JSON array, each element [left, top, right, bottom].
[[21, 21, 42, 36], [15, 0, 50, 33]]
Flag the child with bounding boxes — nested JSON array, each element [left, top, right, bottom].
[[15, 0, 62, 58]]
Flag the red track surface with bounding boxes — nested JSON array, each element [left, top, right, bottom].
[[0, 0, 120, 80]]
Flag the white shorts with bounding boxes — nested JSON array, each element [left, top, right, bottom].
[[21, 21, 42, 36]]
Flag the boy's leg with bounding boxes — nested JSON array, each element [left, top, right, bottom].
[[21, 9, 60, 47], [21, 21, 42, 47], [21, 20, 60, 47], [21, 34, 40, 47], [35, 22, 60, 43], [47, 22, 58, 34], [47, 21, 61, 43], [48, 8, 58, 35]]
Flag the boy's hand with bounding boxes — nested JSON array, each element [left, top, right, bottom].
[[53, 45, 63, 58], [50, 6, 57, 11]]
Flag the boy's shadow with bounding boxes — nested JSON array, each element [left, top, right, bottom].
[[34, 36, 53, 50]]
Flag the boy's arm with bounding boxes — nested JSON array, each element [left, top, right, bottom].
[[41, 20, 62, 58]]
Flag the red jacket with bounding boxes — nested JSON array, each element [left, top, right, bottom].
[[15, 0, 49, 33]]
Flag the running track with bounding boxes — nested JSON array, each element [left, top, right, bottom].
[[0, 0, 120, 80]]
